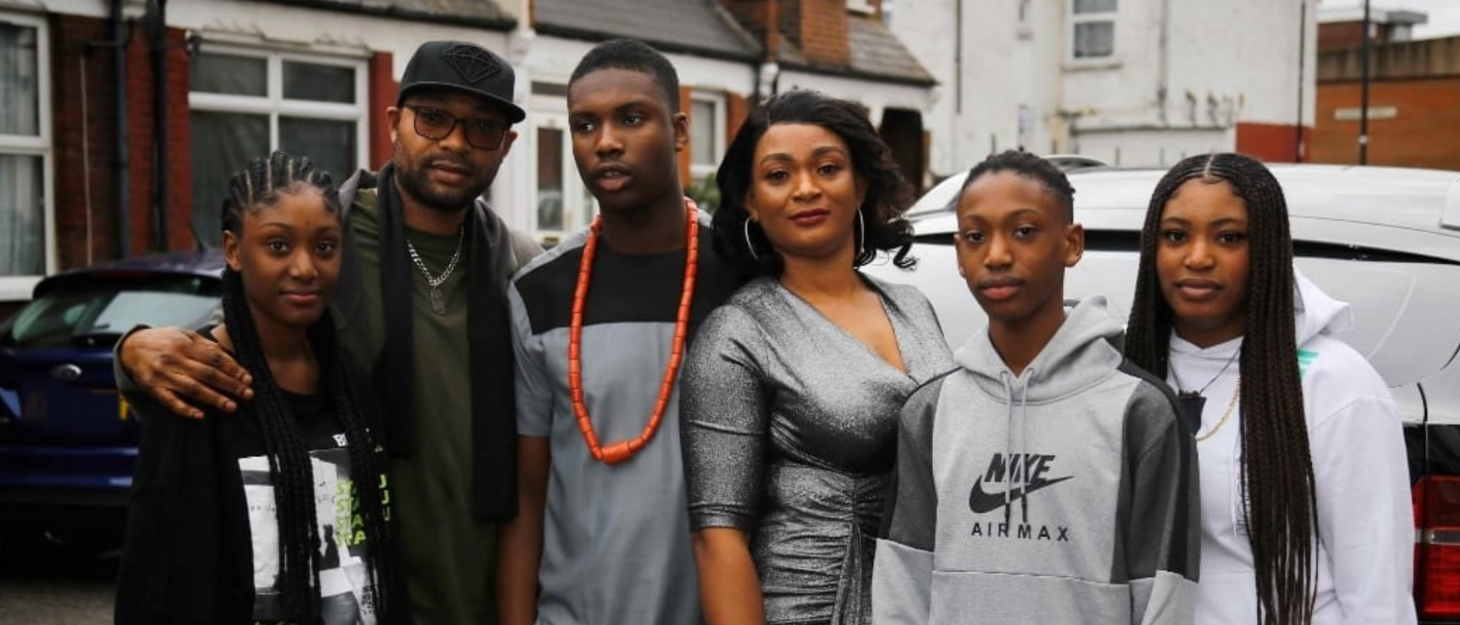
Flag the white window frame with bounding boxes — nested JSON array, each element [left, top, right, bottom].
[[188, 44, 369, 175], [528, 111, 595, 246], [847, 0, 877, 16], [0, 11, 54, 301], [1066, 0, 1118, 64], [689, 92, 726, 182]]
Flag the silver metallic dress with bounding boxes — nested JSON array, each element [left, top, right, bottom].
[[681, 275, 955, 625]]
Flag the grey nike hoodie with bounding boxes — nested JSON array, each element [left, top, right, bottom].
[[872, 296, 1200, 625]]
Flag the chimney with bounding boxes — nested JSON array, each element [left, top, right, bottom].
[[784, 0, 849, 66], [720, 0, 850, 67]]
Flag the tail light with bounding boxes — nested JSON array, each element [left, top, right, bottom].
[[1414, 475, 1460, 620]]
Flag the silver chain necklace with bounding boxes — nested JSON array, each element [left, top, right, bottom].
[[406, 226, 464, 314], [1170, 345, 1241, 399]]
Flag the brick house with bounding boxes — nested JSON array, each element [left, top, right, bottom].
[[0, 0, 932, 306], [1310, 8, 1460, 170]]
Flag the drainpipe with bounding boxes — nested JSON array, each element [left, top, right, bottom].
[[1359, 0, 1371, 164], [109, 0, 131, 258], [143, 1, 167, 252], [147, 0, 168, 251], [1157, 0, 1171, 127], [754, 0, 781, 101], [1295, 0, 1306, 162]]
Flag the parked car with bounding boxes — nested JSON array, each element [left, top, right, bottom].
[[864, 164, 1460, 624], [907, 154, 1108, 219], [0, 251, 223, 545]]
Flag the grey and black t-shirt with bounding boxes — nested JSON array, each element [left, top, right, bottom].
[[509, 216, 739, 625]]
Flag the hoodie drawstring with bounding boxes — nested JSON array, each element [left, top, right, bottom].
[[999, 371, 1015, 527], [998, 369, 1037, 526], [1019, 367, 1034, 525]]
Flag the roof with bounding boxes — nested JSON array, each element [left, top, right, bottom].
[[776, 14, 935, 85], [534, 0, 761, 62], [252, 0, 515, 30], [845, 15, 936, 85]]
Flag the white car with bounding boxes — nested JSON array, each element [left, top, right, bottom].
[[864, 164, 1460, 623]]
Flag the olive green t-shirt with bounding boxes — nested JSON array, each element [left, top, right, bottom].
[[343, 190, 496, 625]]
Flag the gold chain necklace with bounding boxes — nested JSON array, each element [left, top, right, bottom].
[[1195, 377, 1241, 443]]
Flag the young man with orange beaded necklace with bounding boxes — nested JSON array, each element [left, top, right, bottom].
[[495, 40, 741, 625]]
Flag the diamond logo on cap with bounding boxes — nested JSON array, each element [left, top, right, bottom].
[[444, 44, 502, 85]]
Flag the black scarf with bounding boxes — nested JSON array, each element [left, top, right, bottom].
[[373, 163, 517, 522]]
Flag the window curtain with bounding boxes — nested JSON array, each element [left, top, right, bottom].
[[190, 112, 267, 248]]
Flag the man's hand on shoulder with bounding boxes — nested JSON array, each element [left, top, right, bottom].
[[118, 327, 253, 419]]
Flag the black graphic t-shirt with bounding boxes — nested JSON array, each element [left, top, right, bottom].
[[116, 381, 385, 625], [234, 391, 377, 625]]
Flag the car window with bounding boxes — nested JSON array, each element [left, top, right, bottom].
[[906, 173, 968, 217], [3, 274, 220, 349]]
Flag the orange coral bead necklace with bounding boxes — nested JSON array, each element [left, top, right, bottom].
[[569, 201, 699, 465]]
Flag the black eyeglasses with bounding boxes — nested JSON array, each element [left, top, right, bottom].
[[404, 105, 509, 150]]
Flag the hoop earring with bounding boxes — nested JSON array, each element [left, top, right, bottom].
[[855, 210, 866, 258], [744, 218, 761, 262]]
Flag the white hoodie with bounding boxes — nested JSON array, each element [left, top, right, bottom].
[[1170, 270, 1415, 625]]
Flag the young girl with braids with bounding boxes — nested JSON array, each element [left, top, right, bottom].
[[116, 151, 401, 625], [1125, 152, 1414, 625]]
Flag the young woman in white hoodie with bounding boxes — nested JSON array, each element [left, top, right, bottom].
[[1124, 152, 1415, 625]]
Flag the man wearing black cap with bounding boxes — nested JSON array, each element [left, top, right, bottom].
[[115, 40, 540, 624]]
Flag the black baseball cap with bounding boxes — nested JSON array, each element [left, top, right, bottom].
[[397, 40, 526, 123]]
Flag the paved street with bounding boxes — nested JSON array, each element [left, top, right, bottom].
[[0, 530, 119, 625]]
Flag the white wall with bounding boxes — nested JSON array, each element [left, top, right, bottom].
[[167, 0, 513, 76], [521, 34, 755, 96], [894, 0, 1317, 174], [507, 33, 759, 232], [1165, 1, 1313, 126], [774, 68, 934, 127]]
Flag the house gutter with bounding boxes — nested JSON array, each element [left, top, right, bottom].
[[148, 0, 168, 250], [265, 0, 516, 30], [86, 0, 133, 259], [1158, 0, 1171, 126]]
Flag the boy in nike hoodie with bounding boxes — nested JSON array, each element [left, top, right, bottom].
[[872, 151, 1200, 625]]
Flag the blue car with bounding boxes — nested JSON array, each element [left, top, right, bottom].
[[0, 252, 222, 543]]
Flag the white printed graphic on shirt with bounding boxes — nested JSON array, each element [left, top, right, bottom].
[[240, 443, 376, 625]]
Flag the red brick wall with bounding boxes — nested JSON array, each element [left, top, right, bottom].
[[161, 28, 192, 253], [50, 14, 191, 268], [1318, 20, 1408, 53], [51, 14, 121, 268], [1319, 22, 1367, 52], [368, 51, 397, 170], [719, 0, 776, 57], [726, 91, 751, 140], [1234, 122, 1310, 164], [1311, 78, 1460, 169], [784, 0, 849, 66]]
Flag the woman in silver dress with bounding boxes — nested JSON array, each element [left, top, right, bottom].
[[681, 90, 955, 625]]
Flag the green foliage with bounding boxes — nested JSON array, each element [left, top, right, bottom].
[[685, 173, 720, 213]]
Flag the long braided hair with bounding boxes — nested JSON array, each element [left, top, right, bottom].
[[1125, 153, 1317, 625], [221, 150, 399, 624]]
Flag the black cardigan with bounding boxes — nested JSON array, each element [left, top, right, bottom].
[[114, 357, 386, 624]]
